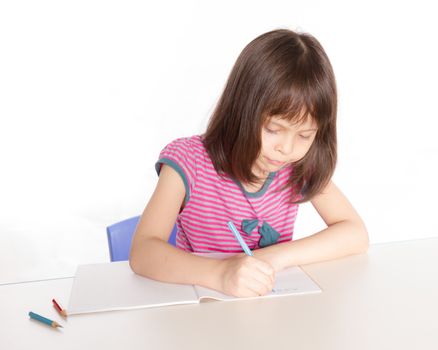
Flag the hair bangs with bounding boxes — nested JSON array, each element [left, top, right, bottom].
[[263, 56, 335, 133], [264, 82, 314, 126]]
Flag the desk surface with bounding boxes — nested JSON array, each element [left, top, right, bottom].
[[2, 238, 438, 350]]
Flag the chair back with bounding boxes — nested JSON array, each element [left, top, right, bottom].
[[106, 216, 177, 262]]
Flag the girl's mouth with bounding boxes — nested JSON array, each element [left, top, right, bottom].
[[265, 157, 285, 167]]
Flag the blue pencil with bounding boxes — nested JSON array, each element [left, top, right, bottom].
[[227, 221, 253, 256], [29, 311, 63, 328]]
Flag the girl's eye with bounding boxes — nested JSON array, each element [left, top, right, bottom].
[[299, 134, 312, 140], [265, 127, 279, 134]]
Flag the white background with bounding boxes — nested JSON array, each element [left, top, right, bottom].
[[1, 0, 437, 284]]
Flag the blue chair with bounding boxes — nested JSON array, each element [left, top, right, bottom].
[[106, 216, 177, 262]]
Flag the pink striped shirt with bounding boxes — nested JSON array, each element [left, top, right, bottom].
[[155, 135, 300, 253]]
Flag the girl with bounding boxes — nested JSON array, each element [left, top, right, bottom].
[[130, 29, 369, 298]]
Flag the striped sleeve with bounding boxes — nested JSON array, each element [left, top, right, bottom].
[[155, 137, 198, 205]]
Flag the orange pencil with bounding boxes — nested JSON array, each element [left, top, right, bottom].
[[52, 298, 68, 317]]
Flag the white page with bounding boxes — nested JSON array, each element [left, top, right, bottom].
[[194, 266, 321, 301], [68, 261, 198, 315]]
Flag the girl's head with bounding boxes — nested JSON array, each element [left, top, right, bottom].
[[204, 29, 337, 203]]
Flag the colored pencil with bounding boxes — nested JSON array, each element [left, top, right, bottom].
[[52, 298, 68, 317], [29, 311, 63, 328]]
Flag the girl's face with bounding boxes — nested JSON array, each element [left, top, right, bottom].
[[253, 115, 318, 178]]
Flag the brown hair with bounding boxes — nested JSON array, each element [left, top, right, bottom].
[[203, 29, 337, 203]]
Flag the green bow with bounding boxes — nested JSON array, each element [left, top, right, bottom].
[[241, 219, 280, 248]]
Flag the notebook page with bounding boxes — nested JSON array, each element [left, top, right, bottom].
[[68, 261, 198, 315]]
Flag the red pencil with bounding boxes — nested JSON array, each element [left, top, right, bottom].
[[52, 298, 68, 317]]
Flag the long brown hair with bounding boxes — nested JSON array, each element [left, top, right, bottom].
[[203, 29, 337, 203]]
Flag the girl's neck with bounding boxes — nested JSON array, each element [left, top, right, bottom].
[[241, 173, 269, 193], [241, 180, 264, 193], [240, 162, 273, 193]]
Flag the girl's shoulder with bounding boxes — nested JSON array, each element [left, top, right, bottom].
[[161, 135, 205, 154], [156, 135, 212, 175]]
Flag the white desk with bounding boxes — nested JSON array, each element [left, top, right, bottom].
[[2, 238, 438, 350]]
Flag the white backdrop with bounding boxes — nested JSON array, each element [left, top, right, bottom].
[[1, 0, 437, 284]]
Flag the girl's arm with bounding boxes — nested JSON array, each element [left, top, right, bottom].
[[129, 164, 275, 297], [254, 181, 369, 271]]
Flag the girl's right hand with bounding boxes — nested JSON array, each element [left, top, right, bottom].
[[216, 255, 275, 297]]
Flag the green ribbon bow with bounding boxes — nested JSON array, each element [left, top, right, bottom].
[[241, 219, 280, 248]]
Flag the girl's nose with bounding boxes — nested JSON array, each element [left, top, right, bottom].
[[276, 137, 294, 155]]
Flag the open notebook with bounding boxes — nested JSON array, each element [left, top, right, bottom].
[[68, 255, 321, 315]]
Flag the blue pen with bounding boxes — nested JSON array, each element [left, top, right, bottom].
[[227, 221, 275, 292], [29, 311, 63, 328], [227, 221, 253, 256]]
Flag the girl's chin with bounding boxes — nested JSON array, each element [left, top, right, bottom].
[[253, 161, 283, 176]]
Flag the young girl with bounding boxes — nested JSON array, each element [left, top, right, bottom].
[[130, 29, 369, 298]]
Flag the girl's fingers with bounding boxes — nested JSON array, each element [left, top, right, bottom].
[[241, 264, 274, 296], [251, 258, 275, 283], [244, 275, 274, 296], [222, 255, 275, 297]]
